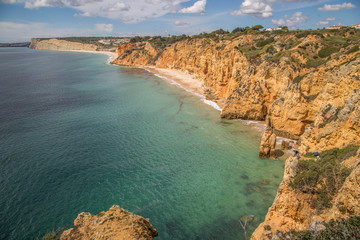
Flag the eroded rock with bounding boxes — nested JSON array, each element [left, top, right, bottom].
[[60, 205, 158, 240]]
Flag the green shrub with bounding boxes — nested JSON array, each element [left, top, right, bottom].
[[256, 37, 275, 48], [292, 75, 305, 84], [305, 60, 326, 68], [279, 216, 360, 239], [295, 32, 309, 38], [266, 45, 277, 54], [290, 145, 358, 210], [347, 45, 359, 54], [318, 47, 339, 58]]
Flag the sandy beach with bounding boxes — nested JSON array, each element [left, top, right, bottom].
[[144, 66, 224, 111]]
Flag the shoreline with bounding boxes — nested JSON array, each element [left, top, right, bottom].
[[142, 66, 224, 111], [64, 49, 118, 63]]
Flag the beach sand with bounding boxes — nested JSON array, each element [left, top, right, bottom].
[[144, 66, 224, 111]]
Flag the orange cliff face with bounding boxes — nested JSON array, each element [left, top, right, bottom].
[[112, 31, 360, 238]]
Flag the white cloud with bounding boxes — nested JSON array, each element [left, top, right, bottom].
[[95, 23, 113, 33], [272, 11, 309, 29], [174, 20, 190, 26], [318, 2, 356, 11], [230, 0, 323, 19], [0, 21, 114, 42], [179, 0, 206, 14], [231, 0, 273, 18], [3, 0, 200, 23], [24, 0, 64, 9], [315, 17, 336, 26], [107, 2, 130, 12]]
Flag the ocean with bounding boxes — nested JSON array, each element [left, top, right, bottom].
[[0, 47, 284, 240]]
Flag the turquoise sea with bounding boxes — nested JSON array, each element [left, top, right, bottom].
[[0, 47, 284, 239]]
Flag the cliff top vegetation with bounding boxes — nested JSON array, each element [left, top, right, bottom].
[[120, 27, 360, 69]]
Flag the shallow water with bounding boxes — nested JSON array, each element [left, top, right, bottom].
[[0, 48, 284, 240]]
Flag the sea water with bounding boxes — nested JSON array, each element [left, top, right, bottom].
[[0, 48, 284, 240]]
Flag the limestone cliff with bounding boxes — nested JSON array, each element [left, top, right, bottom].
[[30, 38, 98, 51], [60, 205, 158, 240], [112, 29, 360, 238]]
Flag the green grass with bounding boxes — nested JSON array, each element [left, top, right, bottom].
[[295, 32, 309, 39], [305, 60, 326, 68], [318, 47, 340, 58], [256, 37, 275, 48], [347, 45, 359, 54], [292, 75, 305, 84]]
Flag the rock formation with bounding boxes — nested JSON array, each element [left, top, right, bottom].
[[259, 127, 277, 158], [60, 205, 158, 240], [30, 38, 98, 51]]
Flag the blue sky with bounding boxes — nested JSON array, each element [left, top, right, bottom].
[[0, 0, 359, 42]]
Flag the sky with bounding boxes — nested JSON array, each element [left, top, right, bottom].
[[0, 0, 359, 42]]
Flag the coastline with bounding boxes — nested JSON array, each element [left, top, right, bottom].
[[67, 50, 118, 63], [142, 66, 224, 111]]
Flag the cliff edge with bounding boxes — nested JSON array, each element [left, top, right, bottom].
[[60, 205, 158, 240]]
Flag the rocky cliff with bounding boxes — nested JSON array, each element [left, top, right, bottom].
[[112, 29, 360, 238], [60, 205, 158, 240], [30, 38, 98, 51]]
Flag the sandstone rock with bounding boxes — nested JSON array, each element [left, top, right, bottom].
[[60, 205, 158, 240], [280, 140, 290, 150], [300, 89, 360, 153], [259, 128, 277, 158]]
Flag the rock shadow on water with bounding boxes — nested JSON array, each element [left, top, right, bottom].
[[217, 120, 233, 126], [241, 173, 249, 180], [244, 182, 271, 196]]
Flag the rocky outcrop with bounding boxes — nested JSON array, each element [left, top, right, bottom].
[[259, 127, 277, 158], [30, 38, 98, 51], [60, 205, 158, 240]]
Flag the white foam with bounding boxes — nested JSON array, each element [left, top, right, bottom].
[[203, 99, 223, 111], [193, 92, 222, 111], [276, 136, 294, 142]]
